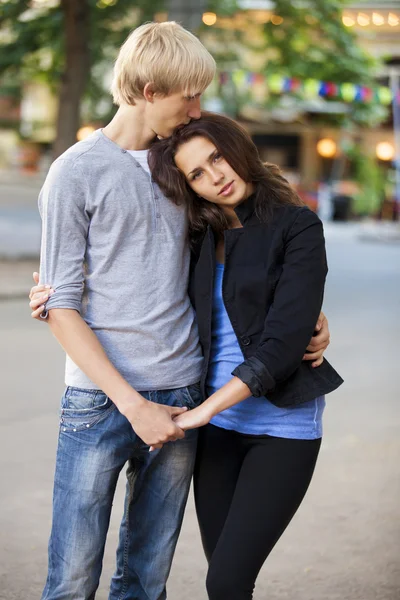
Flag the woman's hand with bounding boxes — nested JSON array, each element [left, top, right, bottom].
[[173, 403, 212, 431], [303, 311, 330, 367], [29, 272, 55, 320], [149, 404, 212, 452]]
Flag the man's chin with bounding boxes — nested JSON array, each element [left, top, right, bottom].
[[156, 131, 173, 140], [156, 122, 189, 139]]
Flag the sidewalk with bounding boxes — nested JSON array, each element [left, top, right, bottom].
[[0, 169, 43, 260], [0, 168, 46, 191], [0, 260, 38, 300]]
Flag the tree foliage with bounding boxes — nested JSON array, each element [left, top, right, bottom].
[[262, 0, 376, 84], [0, 0, 385, 147], [0, 0, 161, 86], [0, 0, 164, 153], [201, 0, 384, 126]]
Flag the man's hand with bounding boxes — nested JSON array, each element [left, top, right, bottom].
[[29, 272, 55, 320], [303, 311, 330, 368], [120, 396, 188, 447]]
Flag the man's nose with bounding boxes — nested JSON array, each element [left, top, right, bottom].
[[188, 97, 201, 120]]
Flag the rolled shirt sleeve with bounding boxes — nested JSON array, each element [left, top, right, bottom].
[[39, 158, 90, 314], [232, 208, 328, 397]]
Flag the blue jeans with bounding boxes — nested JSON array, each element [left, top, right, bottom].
[[42, 383, 202, 600]]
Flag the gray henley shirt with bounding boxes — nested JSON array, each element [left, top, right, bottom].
[[39, 129, 203, 391]]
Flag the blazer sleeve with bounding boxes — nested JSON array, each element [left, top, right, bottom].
[[232, 207, 328, 397]]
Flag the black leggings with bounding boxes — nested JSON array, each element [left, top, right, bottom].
[[193, 424, 321, 600]]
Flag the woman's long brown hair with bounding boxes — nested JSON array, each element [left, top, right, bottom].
[[148, 111, 303, 245]]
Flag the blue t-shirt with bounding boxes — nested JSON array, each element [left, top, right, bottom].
[[207, 264, 325, 439]]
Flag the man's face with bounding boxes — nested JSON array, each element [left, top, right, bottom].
[[148, 91, 202, 139]]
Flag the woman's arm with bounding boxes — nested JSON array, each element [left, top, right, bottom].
[[174, 377, 250, 430], [175, 208, 328, 431], [231, 207, 327, 397]]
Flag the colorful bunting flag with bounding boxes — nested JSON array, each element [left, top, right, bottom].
[[219, 71, 395, 106]]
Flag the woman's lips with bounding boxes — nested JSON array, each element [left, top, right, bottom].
[[218, 181, 234, 197]]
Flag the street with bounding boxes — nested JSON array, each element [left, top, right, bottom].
[[0, 172, 43, 260], [0, 226, 399, 600]]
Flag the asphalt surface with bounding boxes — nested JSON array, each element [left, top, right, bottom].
[[0, 226, 399, 599]]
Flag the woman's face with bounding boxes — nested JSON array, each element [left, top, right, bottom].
[[174, 136, 254, 210]]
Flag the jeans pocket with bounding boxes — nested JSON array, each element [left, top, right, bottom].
[[60, 387, 116, 432], [178, 383, 203, 410]]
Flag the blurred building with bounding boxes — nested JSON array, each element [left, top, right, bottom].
[[1, 0, 399, 211], [200, 0, 400, 203]]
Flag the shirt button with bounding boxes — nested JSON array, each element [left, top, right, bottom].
[[156, 213, 161, 218], [241, 336, 251, 346], [121, 149, 127, 153]]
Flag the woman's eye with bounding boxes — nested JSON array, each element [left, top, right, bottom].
[[192, 171, 203, 180], [213, 153, 222, 162]]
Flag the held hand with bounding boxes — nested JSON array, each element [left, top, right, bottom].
[[303, 311, 330, 367], [120, 397, 188, 447], [173, 404, 212, 431], [29, 272, 55, 320], [149, 404, 212, 451]]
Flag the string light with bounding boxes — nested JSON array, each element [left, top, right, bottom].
[[388, 13, 400, 26], [357, 13, 370, 26], [372, 13, 385, 26], [317, 139, 337, 159], [202, 12, 217, 26], [96, 0, 118, 8], [252, 10, 271, 24], [342, 14, 355, 27], [77, 126, 95, 142], [376, 142, 395, 161], [271, 15, 283, 25]]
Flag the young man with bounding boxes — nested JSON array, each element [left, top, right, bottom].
[[30, 21, 330, 600], [33, 22, 214, 600]]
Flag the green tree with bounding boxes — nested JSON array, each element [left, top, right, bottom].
[[0, 0, 162, 157], [0, 0, 384, 156], [345, 144, 386, 216], [201, 0, 385, 126]]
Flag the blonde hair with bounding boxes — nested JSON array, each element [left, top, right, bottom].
[[111, 21, 216, 105]]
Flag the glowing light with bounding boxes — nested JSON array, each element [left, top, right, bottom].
[[31, 0, 60, 6], [202, 12, 217, 26], [271, 14, 283, 25], [317, 139, 337, 159], [342, 15, 355, 27], [388, 13, 399, 26], [77, 126, 95, 142], [252, 10, 271, 24], [154, 12, 168, 22], [96, 0, 118, 8], [372, 13, 385, 26], [357, 13, 370, 26], [376, 142, 395, 161]]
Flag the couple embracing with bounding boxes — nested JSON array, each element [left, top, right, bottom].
[[30, 21, 342, 600]]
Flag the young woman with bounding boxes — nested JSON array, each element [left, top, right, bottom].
[[148, 112, 343, 600], [28, 111, 337, 598]]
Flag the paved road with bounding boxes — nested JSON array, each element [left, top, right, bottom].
[[0, 228, 399, 599], [0, 173, 43, 259]]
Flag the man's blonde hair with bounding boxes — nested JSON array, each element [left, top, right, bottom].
[[111, 22, 216, 105]]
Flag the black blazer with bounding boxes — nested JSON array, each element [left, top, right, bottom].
[[189, 196, 343, 408]]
